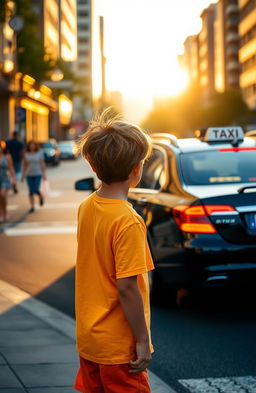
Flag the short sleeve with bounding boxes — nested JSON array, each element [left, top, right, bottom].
[[113, 223, 150, 279]]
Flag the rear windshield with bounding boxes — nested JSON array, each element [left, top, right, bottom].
[[180, 149, 256, 185]]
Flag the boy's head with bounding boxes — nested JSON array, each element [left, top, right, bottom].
[[79, 109, 152, 185]]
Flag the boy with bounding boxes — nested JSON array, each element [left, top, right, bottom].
[[74, 111, 154, 393]]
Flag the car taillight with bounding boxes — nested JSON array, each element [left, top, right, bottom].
[[173, 205, 235, 234]]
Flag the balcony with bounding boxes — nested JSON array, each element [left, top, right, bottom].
[[226, 32, 239, 43], [227, 60, 240, 71], [227, 74, 239, 85], [226, 45, 239, 56], [226, 18, 239, 29], [226, 4, 239, 14]]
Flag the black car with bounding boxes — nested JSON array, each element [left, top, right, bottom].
[[40, 139, 61, 166], [75, 127, 256, 301]]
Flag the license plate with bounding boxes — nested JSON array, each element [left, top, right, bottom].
[[245, 213, 256, 229]]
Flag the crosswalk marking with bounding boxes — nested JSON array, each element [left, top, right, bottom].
[[4, 221, 77, 236], [7, 205, 18, 211], [179, 376, 256, 393], [43, 202, 78, 209], [7, 202, 79, 211]]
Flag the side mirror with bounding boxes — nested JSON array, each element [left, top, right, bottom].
[[75, 177, 95, 191]]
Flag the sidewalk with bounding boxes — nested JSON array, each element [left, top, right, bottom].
[[0, 280, 175, 393]]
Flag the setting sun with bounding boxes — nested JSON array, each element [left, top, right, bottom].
[[93, 0, 217, 121]]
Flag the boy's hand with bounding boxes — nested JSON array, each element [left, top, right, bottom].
[[129, 341, 152, 374]]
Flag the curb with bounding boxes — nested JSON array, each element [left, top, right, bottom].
[[0, 280, 177, 393]]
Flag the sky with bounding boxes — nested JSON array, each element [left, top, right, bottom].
[[97, 0, 217, 123]]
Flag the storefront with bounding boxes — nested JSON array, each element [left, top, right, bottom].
[[17, 74, 58, 142]]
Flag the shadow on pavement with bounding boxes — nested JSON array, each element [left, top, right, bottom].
[[0, 211, 29, 234], [34, 267, 76, 319]]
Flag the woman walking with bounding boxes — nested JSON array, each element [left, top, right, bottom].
[[21, 140, 46, 213], [0, 141, 16, 223]]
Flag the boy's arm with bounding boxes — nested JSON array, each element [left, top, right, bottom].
[[117, 276, 152, 374]]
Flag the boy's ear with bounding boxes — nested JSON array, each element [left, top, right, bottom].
[[133, 160, 143, 175]]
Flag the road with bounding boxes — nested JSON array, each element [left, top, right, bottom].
[[1, 158, 256, 393]]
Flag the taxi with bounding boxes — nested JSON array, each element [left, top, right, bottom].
[[75, 127, 256, 302], [128, 127, 256, 300]]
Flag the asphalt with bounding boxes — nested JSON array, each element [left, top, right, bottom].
[[0, 279, 176, 393]]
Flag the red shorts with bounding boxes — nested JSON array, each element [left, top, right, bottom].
[[74, 356, 151, 393]]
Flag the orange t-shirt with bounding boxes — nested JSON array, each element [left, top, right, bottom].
[[75, 192, 154, 365]]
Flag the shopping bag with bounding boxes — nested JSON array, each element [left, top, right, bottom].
[[41, 179, 51, 198]]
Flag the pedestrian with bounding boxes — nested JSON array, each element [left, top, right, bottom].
[[6, 131, 25, 187], [0, 141, 16, 223], [21, 140, 46, 213], [73, 110, 154, 393]]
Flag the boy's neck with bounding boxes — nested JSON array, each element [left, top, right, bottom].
[[97, 181, 130, 200]]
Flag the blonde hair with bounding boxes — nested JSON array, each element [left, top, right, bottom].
[[78, 108, 152, 184]]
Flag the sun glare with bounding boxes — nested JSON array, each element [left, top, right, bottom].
[[96, 0, 216, 121], [153, 64, 189, 99]]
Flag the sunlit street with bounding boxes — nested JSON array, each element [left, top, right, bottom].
[[1, 0, 256, 391], [0, 159, 256, 393]]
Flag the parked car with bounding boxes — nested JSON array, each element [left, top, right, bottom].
[[40, 139, 61, 166], [74, 127, 256, 302], [57, 140, 79, 160]]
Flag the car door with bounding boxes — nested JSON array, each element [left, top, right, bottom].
[[129, 145, 190, 278]]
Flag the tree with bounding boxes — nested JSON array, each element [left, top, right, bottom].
[[0, 0, 6, 24], [14, 0, 75, 83], [14, 0, 55, 81], [142, 86, 252, 137]]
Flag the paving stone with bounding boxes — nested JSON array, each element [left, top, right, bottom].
[[179, 376, 256, 393], [2, 344, 79, 365], [0, 390, 26, 392], [0, 305, 31, 318], [0, 353, 7, 365], [0, 388, 26, 393], [0, 329, 72, 348], [0, 365, 23, 388], [12, 363, 78, 387], [0, 314, 49, 331]]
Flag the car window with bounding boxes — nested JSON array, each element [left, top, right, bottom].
[[180, 149, 256, 185], [138, 148, 166, 190]]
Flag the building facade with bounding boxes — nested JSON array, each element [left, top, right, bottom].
[[198, 4, 217, 95], [183, 35, 199, 85], [60, 0, 77, 62], [0, 0, 15, 140], [238, 0, 256, 109], [32, 0, 60, 59], [214, 0, 240, 92], [72, 0, 92, 122]]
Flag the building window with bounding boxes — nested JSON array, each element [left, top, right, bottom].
[[78, 0, 89, 4], [78, 37, 89, 44], [78, 63, 89, 70], [78, 10, 89, 17], [78, 49, 89, 56], [78, 23, 89, 31]]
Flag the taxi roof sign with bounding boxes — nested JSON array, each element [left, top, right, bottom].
[[195, 127, 244, 142]]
